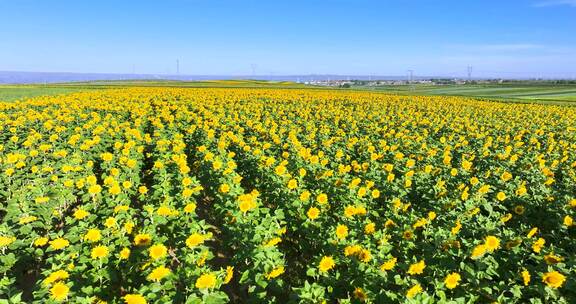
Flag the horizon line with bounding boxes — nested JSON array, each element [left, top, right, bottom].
[[1, 70, 574, 79]]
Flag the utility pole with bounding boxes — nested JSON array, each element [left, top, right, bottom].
[[407, 70, 415, 91], [407, 70, 414, 83], [251, 64, 257, 77], [467, 65, 473, 82], [176, 60, 180, 75]]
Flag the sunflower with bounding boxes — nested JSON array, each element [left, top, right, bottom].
[[147, 265, 171, 282], [83, 229, 102, 243], [406, 284, 422, 299], [407, 260, 426, 275], [186, 233, 206, 248], [49, 238, 70, 250], [43, 270, 69, 285], [195, 273, 217, 289], [335, 224, 348, 239], [484, 236, 500, 252], [353, 287, 367, 301], [149, 244, 168, 260], [316, 193, 328, 205], [265, 266, 285, 279], [307, 207, 320, 220], [542, 271, 566, 288], [444, 272, 461, 289], [287, 179, 298, 190], [224, 266, 234, 284], [318, 256, 335, 272], [521, 269, 530, 286], [119, 248, 131, 260], [123, 294, 147, 304], [380, 257, 397, 271], [532, 238, 546, 253], [34, 237, 49, 247], [134, 234, 151, 246], [91, 245, 109, 259], [50, 282, 69, 301]]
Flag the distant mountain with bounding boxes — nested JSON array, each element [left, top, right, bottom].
[[0, 71, 423, 84]]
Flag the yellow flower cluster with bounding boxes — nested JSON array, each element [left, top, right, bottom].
[[0, 88, 574, 303]]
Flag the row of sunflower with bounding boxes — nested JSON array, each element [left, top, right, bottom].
[[0, 88, 574, 303]]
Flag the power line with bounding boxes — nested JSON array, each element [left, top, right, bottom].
[[407, 70, 415, 91], [407, 70, 414, 83]]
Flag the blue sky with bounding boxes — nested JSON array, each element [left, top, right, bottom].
[[1, 0, 575, 77]]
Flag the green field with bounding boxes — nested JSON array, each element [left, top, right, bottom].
[[55, 79, 310, 89], [355, 83, 576, 105], [0, 80, 311, 102], [3, 81, 576, 105], [0, 86, 90, 102]]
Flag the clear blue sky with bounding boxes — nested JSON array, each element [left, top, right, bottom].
[[1, 0, 575, 77]]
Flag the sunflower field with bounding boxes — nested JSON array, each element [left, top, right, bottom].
[[0, 88, 574, 303]]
